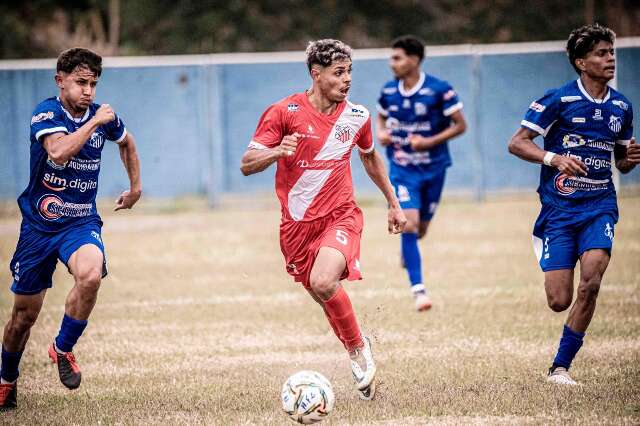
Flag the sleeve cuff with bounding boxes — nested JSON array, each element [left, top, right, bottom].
[[358, 143, 375, 154], [112, 128, 128, 144], [248, 140, 269, 150], [616, 139, 631, 146], [35, 126, 68, 142], [376, 103, 388, 117], [521, 120, 546, 136], [443, 102, 463, 117]]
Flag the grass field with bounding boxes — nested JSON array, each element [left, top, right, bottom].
[[0, 195, 638, 425]]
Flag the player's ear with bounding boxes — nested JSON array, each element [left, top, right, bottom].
[[54, 72, 64, 89], [575, 58, 586, 72]]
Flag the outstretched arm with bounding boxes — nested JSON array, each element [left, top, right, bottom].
[[359, 149, 406, 234], [410, 110, 467, 151], [614, 137, 639, 174], [114, 132, 142, 211], [508, 127, 588, 177]]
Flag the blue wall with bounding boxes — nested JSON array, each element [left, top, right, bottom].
[[1, 45, 638, 202]]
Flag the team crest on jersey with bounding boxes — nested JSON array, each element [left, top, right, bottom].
[[612, 100, 628, 111], [88, 132, 104, 149], [287, 103, 300, 112], [31, 111, 54, 124], [414, 102, 427, 116], [402, 99, 411, 109], [334, 124, 354, 143], [608, 115, 622, 133]]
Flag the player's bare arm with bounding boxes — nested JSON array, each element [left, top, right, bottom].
[[508, 127, 588, 176], [114, 132, 142, 211], [614, 137, 639, 174], [43, 104, 116, 165], [359, 149, 406, 234], [410, 110, 467, 151], [376, 113, 392, 146], [240, 133, 300, 176]]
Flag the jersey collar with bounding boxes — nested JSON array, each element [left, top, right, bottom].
[[57, 97, 91, 123], [576, 78, 610, 104], [398, 72, 425, 97]]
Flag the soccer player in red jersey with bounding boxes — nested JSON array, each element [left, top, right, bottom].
[[240, 39, 406, 400]]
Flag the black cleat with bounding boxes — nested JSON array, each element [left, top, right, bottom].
[[48, 343, 82, 390], [0, 382, 17, 410]]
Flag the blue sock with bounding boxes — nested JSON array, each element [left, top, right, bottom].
[[55, 314, 88, 353], [1, 346, 23, 383], [401, 233, 423, 288], [552, 324, 585, 370]]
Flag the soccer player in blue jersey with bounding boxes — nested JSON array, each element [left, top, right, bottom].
[[509, 24, 638, 385], [377, 35, 467, 311], [0, 48, 141, 408]]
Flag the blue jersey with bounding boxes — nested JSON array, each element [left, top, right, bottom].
[[18, 97, 127, 233], [521, 79, 633, 211], [377, 72, 463, 177]]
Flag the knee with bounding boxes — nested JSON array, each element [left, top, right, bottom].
[[546, 291, 572, 312], [417, 222, 429, 239], [577, 275, 601, 302], [309, 272, 338, 300], [75, 267, 102, 293], [9, 307, 39, 333]]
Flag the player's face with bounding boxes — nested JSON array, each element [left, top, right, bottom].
[[314, 60, 352, 103], [55, 65, 99, 112], [390, 48, 420, 79], [579, 41, 615, 81]]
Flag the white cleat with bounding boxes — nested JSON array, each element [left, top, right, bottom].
[[414, 292, 432, 312], [350, 336, 377, 400], [547, 367, 578, 385]]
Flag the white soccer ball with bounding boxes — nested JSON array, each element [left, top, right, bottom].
[[281, 370, 335, 424]]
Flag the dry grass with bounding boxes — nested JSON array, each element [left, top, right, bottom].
[[0, 195, 638, 425]]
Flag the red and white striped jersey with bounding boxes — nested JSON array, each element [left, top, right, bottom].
[[250, 92, 374, 222]]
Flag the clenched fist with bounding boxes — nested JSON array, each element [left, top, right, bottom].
[[93, 104, 116, 125]]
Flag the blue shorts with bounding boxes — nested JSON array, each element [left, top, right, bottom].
[[532, 204, 618, 272], [9, 220, 107, 295], [391, 170, 447, 221]]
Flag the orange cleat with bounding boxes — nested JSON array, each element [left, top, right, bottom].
[[48, 343, 82, 390]]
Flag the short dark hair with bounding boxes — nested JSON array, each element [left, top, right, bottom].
[[392, 35, 425, 62], [566, 24, 615, 74], [305, 39, 352, 72], [56, 48, 102, 77]]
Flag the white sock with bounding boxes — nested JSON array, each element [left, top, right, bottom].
[[0, 377, 16, 385], [53, 341, 66, 354]]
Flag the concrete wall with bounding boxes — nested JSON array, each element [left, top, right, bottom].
[[1, 40, 638, 202]]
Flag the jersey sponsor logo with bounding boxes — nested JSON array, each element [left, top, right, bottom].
[[562, 134, 614, 151], [88, 132, 104, 149], [334, 124, 354, 143], [393, 149, 431, 166], [529, 102, 546, 112], [37, 194, 93, 221], [389, 105, 399, 112], [31, 111, 54, 124], [563, 151, 611, 170], [349, 107, 367, 118], [554, 173, 609, 195], [42, 172, 98, 193], [414, 102, 427, 116], [382, 87, 397, 95], [561, 95, 582, 103], [608, 115, 622, 133], [287, 103, 300, 112], [46, 157, 101, 172], [612, 100, 628, 111], [419, 88, 434, 96], [572, 117, 586, 123], [47, 157, 68, 170], [295, 159, 340, 169], [592, 109, 603, 120], [443, 89, 456, 101]]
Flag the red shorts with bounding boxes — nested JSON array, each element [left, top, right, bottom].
[[279, 202, 364, 287]]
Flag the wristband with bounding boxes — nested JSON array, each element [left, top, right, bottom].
[[543, 151, 556, 166]]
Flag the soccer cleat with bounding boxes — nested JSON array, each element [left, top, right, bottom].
[[0, 382, 17, 410], [350, 336, 377, 400], [48, 343, 82, 390], [547, 366, 578, 385], [414, 291, 432, 312]]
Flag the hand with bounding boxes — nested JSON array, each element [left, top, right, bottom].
[[409, 134, 436, 151], [626, 137, 640, 165], [377, 129, 392, 146], [277, 133, 300, 158], [114, 189, 141, 211], [550, 154, 588, 177], [93, 104, 116, 125], [388, 205, 407, 234]]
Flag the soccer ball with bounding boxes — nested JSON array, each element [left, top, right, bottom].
[[281, 370, 335, 424]]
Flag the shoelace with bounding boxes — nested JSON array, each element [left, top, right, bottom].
[[64, 352, 81, 373]]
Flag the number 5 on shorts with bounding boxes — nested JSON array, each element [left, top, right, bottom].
[[336, 230, 348, 245]]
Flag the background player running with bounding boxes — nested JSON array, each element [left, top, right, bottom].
[[240, 39, 406, 400], [508, 24, 638, 385], [376, 35, 467, 311], [0, 48, 141, 409]]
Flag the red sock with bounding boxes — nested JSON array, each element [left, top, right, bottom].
[[323, 286, 363, 351], [323, 308, 347, 348]]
